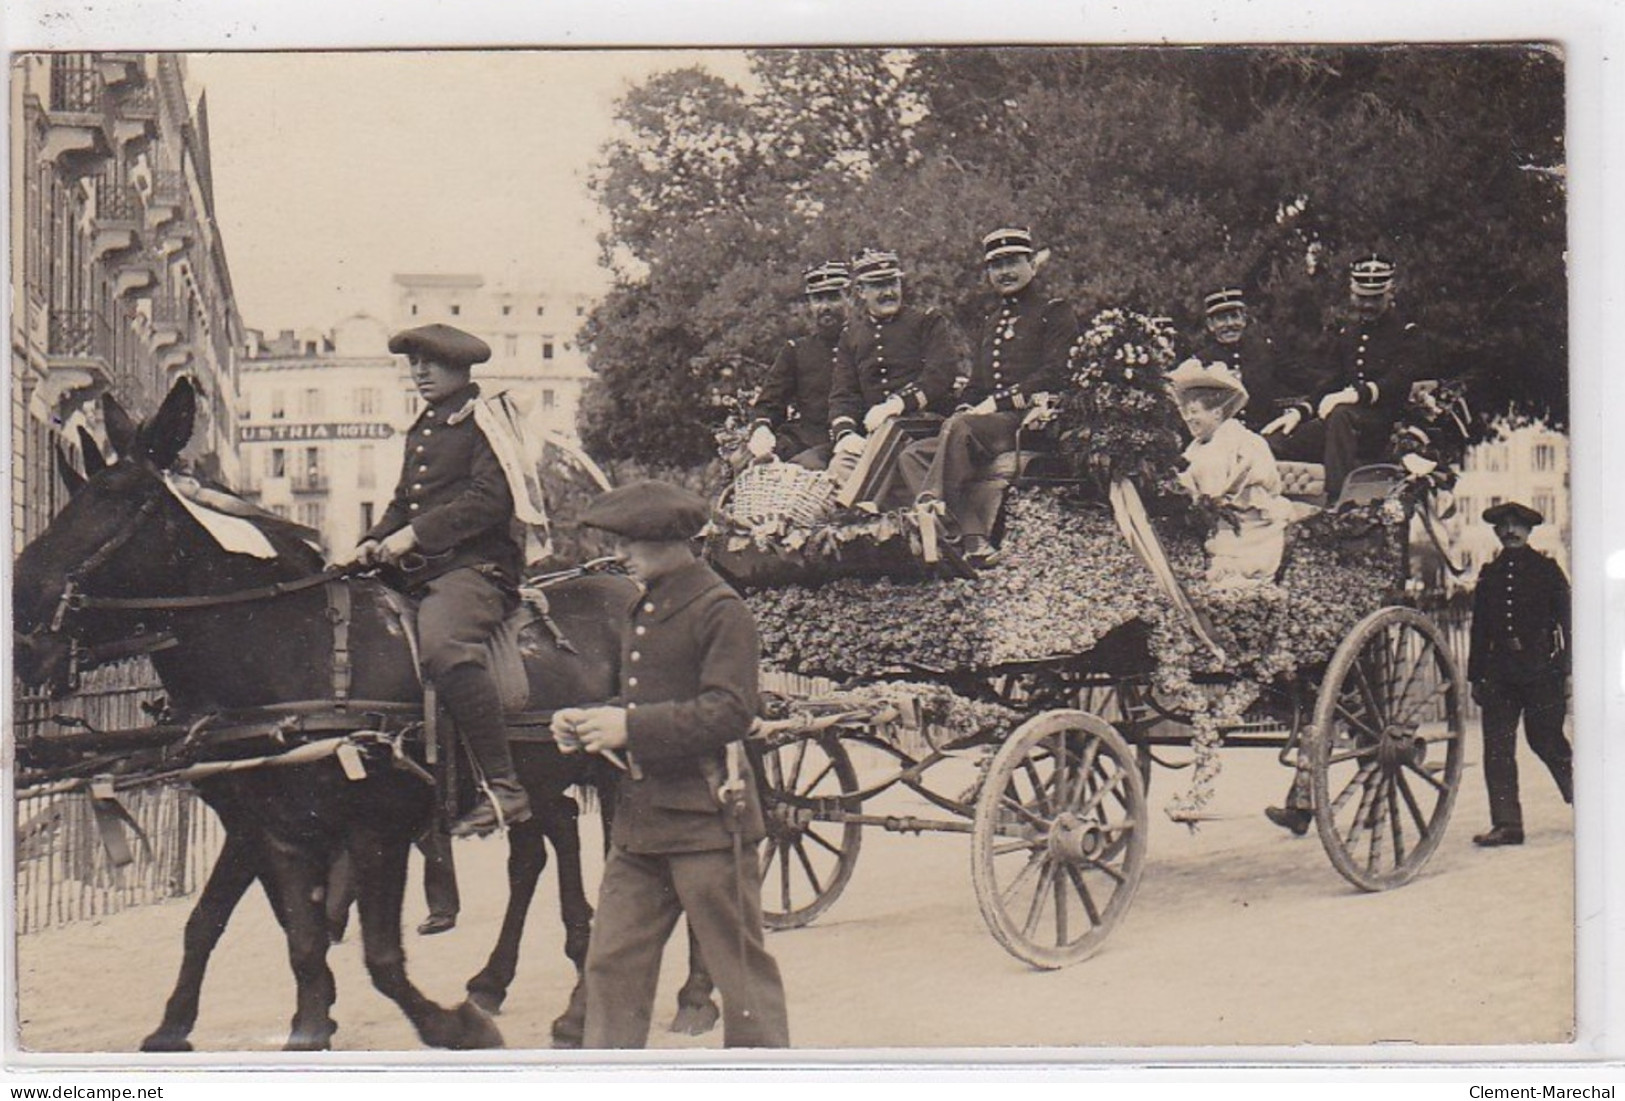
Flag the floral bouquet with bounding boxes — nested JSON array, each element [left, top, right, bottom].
[[1054, 308, 1187, 501]]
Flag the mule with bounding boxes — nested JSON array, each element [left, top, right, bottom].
[[14, 379, 719, 1050]]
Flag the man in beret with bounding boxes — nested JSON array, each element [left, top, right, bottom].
[[826, 249, 960, 480], [1467, 500, 1573, 846], [1262, 255, 1418, 501], [745, 262, 850, 469], [349, 323, 536, 837], [898, 227, 1077, 566], [553, 480, 789, 1049], [1189, 287, 1284, 434]]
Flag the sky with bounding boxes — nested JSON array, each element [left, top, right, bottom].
[[184, 50, 750, 334]]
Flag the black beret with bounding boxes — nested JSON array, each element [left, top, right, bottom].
[[1482, 500, 1543, 528], [580, 480, 710, 541], [387, 324, 491, 368]]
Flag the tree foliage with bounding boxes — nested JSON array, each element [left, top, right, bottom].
[[579, 45, 1567, 470]]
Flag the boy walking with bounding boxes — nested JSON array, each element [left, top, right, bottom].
[[554, 480, 789, 1049]]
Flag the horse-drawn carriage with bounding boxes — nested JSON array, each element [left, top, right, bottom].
[[707, 408, 1468, 969]]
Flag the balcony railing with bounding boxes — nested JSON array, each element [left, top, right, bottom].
[[49, 59, 107, 115], [290, 471, 330, 493], [96, 172, 141, 222], [47, 310, 112, 361]]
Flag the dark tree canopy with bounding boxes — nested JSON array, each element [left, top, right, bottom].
[[579, 45, 1566, 470]]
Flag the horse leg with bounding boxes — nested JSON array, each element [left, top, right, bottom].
[[140, 831, 258, 1052], [669, 919, 721, 1036], [325, 848, 356, 944], [464, 814, 550, 1016], [539, 796, 594, 1048], [348, 826, 503, 1050], [257, 839, 342, 1051]]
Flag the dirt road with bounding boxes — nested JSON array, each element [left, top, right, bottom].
[[15, 729, 1574, 1056]]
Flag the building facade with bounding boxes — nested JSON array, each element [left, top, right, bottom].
[[391, 272, 594, 440], [10, 52, 244, 552], [236, 315, 409, 556], [1443, 424, 1570, 585]]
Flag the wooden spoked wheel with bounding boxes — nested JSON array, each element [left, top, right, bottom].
[[750, 732, 863, 930], [1310, 606, 1467, 891], [970, 710, 1148, 969]]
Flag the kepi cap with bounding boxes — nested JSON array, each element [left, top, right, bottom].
[[580, 480, 710, 542], [1349, 254, 1396, 297], [1482, 500, 1543, 529], [1203, 288, 1247, 316], [982, 227, 1035, 263], [388, 324, 492, 368], [851, 249, 903, 284], [803, 262, 851, 295]]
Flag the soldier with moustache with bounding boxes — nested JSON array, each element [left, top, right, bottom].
[[898, 227, 1077, 566], [826, 249, 961, 479], [553, 481, 790, 1049], [1468, 501, 1573, 847], [1189, 287, 1284, 434], [1262, 255, 1419, 501], [745, 262, 851, 470]]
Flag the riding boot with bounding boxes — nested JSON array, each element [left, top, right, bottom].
[[439, 663, 532, 837]]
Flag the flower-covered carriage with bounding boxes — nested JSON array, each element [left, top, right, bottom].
[[706, 310, 1469, 969]]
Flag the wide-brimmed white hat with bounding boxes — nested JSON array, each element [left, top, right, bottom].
[[1168, 357, 1249, 421]]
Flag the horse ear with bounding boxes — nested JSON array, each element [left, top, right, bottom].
[[77, 426, 106, 476], [55, 442, 86, 496], [103, 393, 138, 458], [142, 378, 197, 469]]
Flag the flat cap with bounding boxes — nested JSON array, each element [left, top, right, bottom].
[[1482, 500, 1543, 529], [388, 324, 492, 368], [580, 480, 710, 541]]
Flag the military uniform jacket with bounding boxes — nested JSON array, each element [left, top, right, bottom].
[[962, 282, 1077, 412], [829, 305, 959, 438], [1468, 546, 1571, 684], [750, 327, 842, 434], [615, 560, 766, 854], [366, 382, 522, 586], [1307, 310, 1418, 423], [1192, 328, 1284, 433]]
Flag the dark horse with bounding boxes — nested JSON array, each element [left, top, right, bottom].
[[13, 380, 717, 1049]]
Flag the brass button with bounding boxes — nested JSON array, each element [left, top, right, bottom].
[[409, 503, 421, 512], [628, 676, 638, 688], [630, 651, 641, 662], [643, 602, 655, 614], [635, 625, 647, 636], [423, 428, 433, 437]]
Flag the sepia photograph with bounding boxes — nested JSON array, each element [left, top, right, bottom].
[[4, 23, 1603, 1069]]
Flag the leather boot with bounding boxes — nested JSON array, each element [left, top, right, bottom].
[[438, 663, 532, 836]]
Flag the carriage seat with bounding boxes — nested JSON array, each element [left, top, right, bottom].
[[1277, 461, 1326, 506]]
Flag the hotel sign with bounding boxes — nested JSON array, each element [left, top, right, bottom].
[[239, 422, 395, 443]]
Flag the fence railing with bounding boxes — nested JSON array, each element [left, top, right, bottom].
[[48, 57, 106, 115], [13, 659, 224, 935]]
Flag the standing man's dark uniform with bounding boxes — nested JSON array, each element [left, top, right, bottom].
[[899, 227, 1077, 565], [745, 262, 849, 469], [1190, 287, 1283, 434], [554, 481, 789, 1049], [1264, 255, 1418, 501], [351, 323, 531, 836], [1468, 501, 1573, 847]]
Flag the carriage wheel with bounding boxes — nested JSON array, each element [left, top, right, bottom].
[[970, 710, 1148, 969], [750, 733, 863, 930], [1310, 606, 1466, 891]]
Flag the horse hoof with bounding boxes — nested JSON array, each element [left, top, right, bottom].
[[139, 1031, 193, 1053], [466, 987, 504, 1016], [283, 1037, 333, 1052], [447, 1000, 504, 1050], [669, 1000, 721, 1036], [550, 1016, 584, 1049]]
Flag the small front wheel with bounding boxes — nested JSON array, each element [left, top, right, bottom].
[[970, 710, 1148, 969], [749, 732, 863, 930]]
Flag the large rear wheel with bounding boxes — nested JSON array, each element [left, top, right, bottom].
[[970, 710, 1148, 969], [1310, 606, 1467, 891]]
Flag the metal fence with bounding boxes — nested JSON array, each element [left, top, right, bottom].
[[13, 659, 224, 935]]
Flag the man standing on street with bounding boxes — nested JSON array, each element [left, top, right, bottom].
[[1468, 500, 1573, 847], [745, 262, 850, 469], [554, 481, 789, 1049]]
